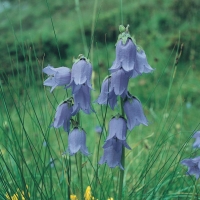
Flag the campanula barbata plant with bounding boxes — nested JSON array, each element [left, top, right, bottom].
[[43, 24, 153, 199], [97, 25, 153, 169], [43, 54, 93, 155]]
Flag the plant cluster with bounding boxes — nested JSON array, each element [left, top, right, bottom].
[[42, 24, 153, 199]]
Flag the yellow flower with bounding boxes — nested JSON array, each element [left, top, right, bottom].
[[108, 198, 114, 200], [6, 186, 29, 200], [6, 191, 25, 200], [84, 186, 92, 200], [70, 194, 78, 200]]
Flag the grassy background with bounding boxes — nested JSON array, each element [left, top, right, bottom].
[[0, 0, 200, 199]]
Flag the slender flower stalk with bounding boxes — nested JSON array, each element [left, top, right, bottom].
[[118, 97, 125, 200], [76, 113, 84, 200], [76, 151, 84, 200], [191, 179, 198, 200], [97, 24, 152, 199]]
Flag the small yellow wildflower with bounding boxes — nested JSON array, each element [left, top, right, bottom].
[[6, 186, 29, 200], [84, 186, 92, 200], [70, 194, 78, 200], [108, 198, 114, 200], [6, 190, 25, 200]]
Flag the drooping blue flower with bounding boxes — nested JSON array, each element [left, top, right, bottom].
[[67, 128, 89, 156], [109, 25, 153, 78], [72, 84, 93, 114], [132, 50, 154, 78], [193, 131, 200, 148], [51, 100, 73, 132], [96, 76, 118, 110], [43, 65, 71, 92], [181, 156, 200, 179], [99, 137, 131, 170], [109, 38, 137, 73], [110, 68, 131, 96], [123, 95, 148, 130], [106, 117, 127, 141], [67, 55, 92, 90]]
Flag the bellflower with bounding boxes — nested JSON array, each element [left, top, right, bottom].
[[43, 65, 71, 92], [124, 95, 148, 130], [110, 68, 131, 96], [96, 76, 117, 110], [106, 117, 127, 141], [181, 156, 200, 179], [193, 131, 200, 148], [51, 100, 73, 132], [109, 38, 137, 73], [132, 50, 154, 78], [67, 55, 92, 91], [67, 128, 89, 156], [99, 137, 131, 170], [109, 25, 153, 78], [72, 84, 93, 114]]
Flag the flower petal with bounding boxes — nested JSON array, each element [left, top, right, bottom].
[[43, 65, 56, 75], [43, 77, 56, 87]]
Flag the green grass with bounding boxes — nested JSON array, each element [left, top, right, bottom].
[[0, 0, 200, 199]]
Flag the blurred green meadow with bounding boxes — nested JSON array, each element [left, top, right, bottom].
[[0, 0, 200, 199]]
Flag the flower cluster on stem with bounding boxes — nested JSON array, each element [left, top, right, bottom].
[[43, 54, 93, 199], [43, 24, 153, 200], [43, 55, 93, 155], [97, 25, 153, 169]]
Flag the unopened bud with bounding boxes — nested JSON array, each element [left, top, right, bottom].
[[119, 25, 125, 33]]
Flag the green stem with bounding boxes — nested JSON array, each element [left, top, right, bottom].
[[75, 0, 88, 55], [77, 152, 84, 199], [191, 179, 198, 200], [120, 0, 123, 25], [118, 98, 125, 200], [76, 112, 84, 199], [118, 147, 125, 200]]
